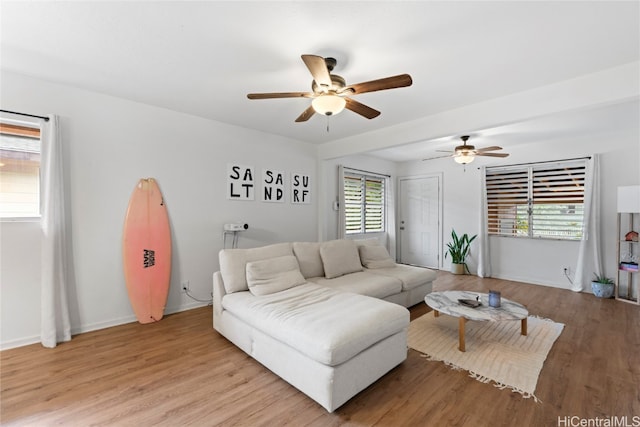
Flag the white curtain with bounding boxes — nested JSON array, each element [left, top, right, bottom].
[[338, 165, 346, 239], [41, 115, 72, 348], [478, 167, 491, 278], [573, 155, 601, 292]]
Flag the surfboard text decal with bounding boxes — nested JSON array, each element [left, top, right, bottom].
[[143, 249, 156, 268]]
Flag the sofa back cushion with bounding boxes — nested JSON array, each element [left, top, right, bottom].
[[292, 242, 325, 278], [320, 239, 363, 279], [246, 255, 306, 296], [353, 237, 383, 247], [219, 242, 293, 293], [359, 245, 396, 269]]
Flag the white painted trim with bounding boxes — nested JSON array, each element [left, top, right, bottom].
[[397, 172, 444, 269]]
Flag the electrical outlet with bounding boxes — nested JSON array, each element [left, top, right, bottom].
[[181, 280, 190, 293]]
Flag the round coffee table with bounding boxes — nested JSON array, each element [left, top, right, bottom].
[[424, 291, 529, 352]]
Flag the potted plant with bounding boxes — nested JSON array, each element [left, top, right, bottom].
[[591, 273, 615, 298], [445, 229, 477, 274]]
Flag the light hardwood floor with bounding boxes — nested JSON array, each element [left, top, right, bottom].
[[2, 272, 639, 426]]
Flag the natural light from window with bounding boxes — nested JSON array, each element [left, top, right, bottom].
[[485, 160, 586, 241], [0, 123, 41, 218], [344, 172, 385, 235]]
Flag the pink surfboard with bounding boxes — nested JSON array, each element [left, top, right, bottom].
[[122, 178, 171, 324]]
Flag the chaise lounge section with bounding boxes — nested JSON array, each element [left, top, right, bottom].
[[213, 239, 436, 412]]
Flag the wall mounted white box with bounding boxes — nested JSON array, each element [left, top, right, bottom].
[[617, 185, 640, 213]]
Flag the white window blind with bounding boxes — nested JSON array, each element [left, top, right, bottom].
[[485, 160, 586, 240], [343, 171, 385, 234]]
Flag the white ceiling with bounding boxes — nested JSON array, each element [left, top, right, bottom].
[[368, 99, 640, 162], [1, 1, 638, 160]]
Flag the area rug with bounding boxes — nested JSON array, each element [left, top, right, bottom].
[[407, 313, 564, 400]]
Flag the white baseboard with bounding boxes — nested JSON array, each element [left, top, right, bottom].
[[73, 301, 209, 335], [0, 302, 210, 351], [489, 273, 574, 291], [0, 335, 41, 351]]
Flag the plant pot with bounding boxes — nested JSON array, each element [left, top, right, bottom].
[[591, 281, 614, 298], [450, 263, 465, 275]]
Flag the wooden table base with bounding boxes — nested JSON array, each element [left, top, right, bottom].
[[459, 317, 466, 351], [433, 310, 528, 352]]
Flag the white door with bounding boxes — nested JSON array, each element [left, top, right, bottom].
[[399, 175, 441, 268]]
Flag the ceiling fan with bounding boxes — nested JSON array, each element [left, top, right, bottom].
[[426, 135, 510, 165], [247, 54, 412, 122]]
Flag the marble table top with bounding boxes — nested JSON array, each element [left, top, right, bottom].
[[425, 291, 528, 322]]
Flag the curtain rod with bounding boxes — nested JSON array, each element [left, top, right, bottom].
[[0, 109, 49, 122], [481, 156, 591, 170]]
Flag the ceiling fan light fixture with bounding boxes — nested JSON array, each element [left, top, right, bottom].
[[311, 94, 346, 116], [454, 153, 475, 164]]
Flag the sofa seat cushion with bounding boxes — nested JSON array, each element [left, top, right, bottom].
[[365, 264, 437, 291], [307, 271, 403, 299], [221, 283, 409, 366]]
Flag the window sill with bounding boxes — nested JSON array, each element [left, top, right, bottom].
[[488, 234, 582, 242]]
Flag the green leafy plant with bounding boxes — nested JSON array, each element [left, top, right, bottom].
[[445, 229, 477, 265], [592, 273, 614, 285]]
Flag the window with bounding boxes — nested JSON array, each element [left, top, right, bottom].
[[0, 122, 41, 218], [485, 160, 586, 240], [343, 171, 386, 234]]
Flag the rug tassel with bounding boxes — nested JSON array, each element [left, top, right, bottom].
[[420, 354, 542, 402], [490, 381, 541, 403], [469, 371, 492, 384]]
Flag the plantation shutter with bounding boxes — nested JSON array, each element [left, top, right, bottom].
[[365, 177, 384, 232], [344, 174, 363, 234], [531, 163, 585, 239], [486, 168, 530, 237], [485, 160, 586, 240], [342, 170, 386, 235]]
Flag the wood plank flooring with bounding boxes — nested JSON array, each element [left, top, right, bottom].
[[2, 272, 639, 426]]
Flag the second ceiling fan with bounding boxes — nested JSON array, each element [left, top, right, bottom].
[[426, 135, 509, 165], [247, 54, 413, 122]]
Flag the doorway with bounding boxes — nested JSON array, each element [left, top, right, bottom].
[[398, 174, 442, 269]]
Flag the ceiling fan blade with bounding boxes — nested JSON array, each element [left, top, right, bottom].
[[476, 152, 510, 158], [301, 55, 332, 88], [475, 146, 503, 153], [344, 74, 413, 95], [247, 92, 313, 100], [295, 105, 316, 122], [344, 98, 381, 119]]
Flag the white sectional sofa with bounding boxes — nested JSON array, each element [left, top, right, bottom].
[[212, 238, 437, 412]]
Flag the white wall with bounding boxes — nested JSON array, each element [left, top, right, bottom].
[[2, 70, 637, 349], [398, 127, 639, 289], [0, 72, 317, 349]]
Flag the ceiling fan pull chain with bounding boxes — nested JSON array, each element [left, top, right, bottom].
[[326, 116, 330, 133]]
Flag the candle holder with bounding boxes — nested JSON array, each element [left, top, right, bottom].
[[489, 290, 501, 308]]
